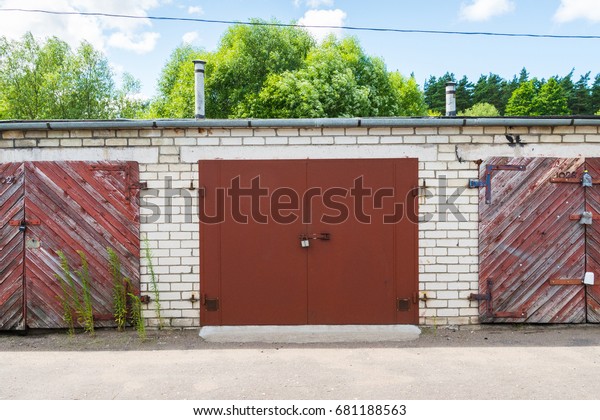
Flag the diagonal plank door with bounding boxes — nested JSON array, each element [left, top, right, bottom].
[[584, 158, 600, 322], [23, 161, 140, 328], [479, 157, 586, 323], [0, 163, 25, 330]]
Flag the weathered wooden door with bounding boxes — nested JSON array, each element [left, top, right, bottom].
[[0, 161, 140, 330], [584, 158, 600, 321], [478, 157, 600, 323], [199, 159, 419, 326], [0, 163, 26, 329]]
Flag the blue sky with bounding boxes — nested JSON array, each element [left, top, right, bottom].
[[1, 0, 599, 98]]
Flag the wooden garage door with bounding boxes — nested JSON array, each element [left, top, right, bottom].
[[477, 157, 600, 323], [0, 161, 140, 330], [199, 159, 418, 326], [0, 163, 25, 329]]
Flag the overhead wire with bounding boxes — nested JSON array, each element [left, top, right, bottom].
[[0, 8, 599, 40]]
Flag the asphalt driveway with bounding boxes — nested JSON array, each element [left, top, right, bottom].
[[1, 325, 600, 399]]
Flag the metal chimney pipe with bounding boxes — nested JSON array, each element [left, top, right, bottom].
[[193, 60, 206, 119], [445, 82, 457, 117]]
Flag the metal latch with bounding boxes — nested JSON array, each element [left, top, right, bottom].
[[299, 233, 331, 248], [550, 169, 599, 185], [580, 211, 593, 225], [569, 212, 600, 223], [583, 170, 593, 187], [10, 219, 40, 232], [549, 272, 595, 286]]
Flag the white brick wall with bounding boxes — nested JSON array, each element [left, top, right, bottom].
[[2, 120, 599, 327]]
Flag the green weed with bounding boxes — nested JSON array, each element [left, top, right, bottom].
[[143, 237, 163, 329], [108, 247, 146, 340], [55, 250, 95, 336], [108, 247, 128, 331]]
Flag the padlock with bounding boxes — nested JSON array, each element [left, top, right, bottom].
[[301, 238, 310, 248]]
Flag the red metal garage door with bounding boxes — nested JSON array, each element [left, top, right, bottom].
[[0, 161, 140, 330], [477, 157, 600, 323], [199, 159, 418, 326]]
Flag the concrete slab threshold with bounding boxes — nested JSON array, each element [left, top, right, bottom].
[[199, 325, 421, 343]]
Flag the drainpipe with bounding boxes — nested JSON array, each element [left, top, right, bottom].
[[446, 82, 457, 117], [193, 60, 206, 119]]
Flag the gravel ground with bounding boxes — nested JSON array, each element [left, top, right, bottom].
[[3, 325, 600, 399], [1, 324, 600, 351]]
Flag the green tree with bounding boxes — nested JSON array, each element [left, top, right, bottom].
[[150, 25, 426, 119], [208, 19, 315, 118], [505, 80, 539, 116], [424, 73, 455, 115], [517, 67, 529, 84], [456, 76, 474, 112], [115, 73, 147, 119], [424, 73, 473, 114], [533, 78, 570, 115], [473, 74, 509, 115], [569, 72, 592, 115], [459, 102, 500, 117], [557, 70, 575, 113], [242, 37, 425, 118], [245, 37, 397, 118], [145, 44, 206, 118], [389, 72, 428, 116], [0, 32, 140, 119], [66, 42, 116, 119], [591, 74, 600, 114]]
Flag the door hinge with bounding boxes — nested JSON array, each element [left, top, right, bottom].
[[470, 279, 528, 320], [130, 181, 148, 190], [127, 182, 148, 203], [90, 164, 128, 172], [468, 164, 527, 204], [493, 310, 527, 319], [469, 279, 493, 319]]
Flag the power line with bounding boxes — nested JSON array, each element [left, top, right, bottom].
[[1, 8, 600, 40]]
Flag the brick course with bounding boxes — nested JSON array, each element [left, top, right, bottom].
[[2, 120, 599, 327]]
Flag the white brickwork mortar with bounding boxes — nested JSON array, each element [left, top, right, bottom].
[[2, 120, 599, 327]]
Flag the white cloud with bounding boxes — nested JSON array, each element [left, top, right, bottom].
[[107, 32, 160, 54], [187, 6, 204, 15], [294, 0, 334, 7], [182, 31, 200, 44], [0, 0, 162, 54], [554, 0, 600, 23], [307, 0, 334, 7], [298, 9, 346, 42], [459, 0, 515, 22]]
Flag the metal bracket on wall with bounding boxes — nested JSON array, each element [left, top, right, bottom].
[[469, 279, 493, 318], [468, 164, 527, 204], [469, 279, 527, 320]]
